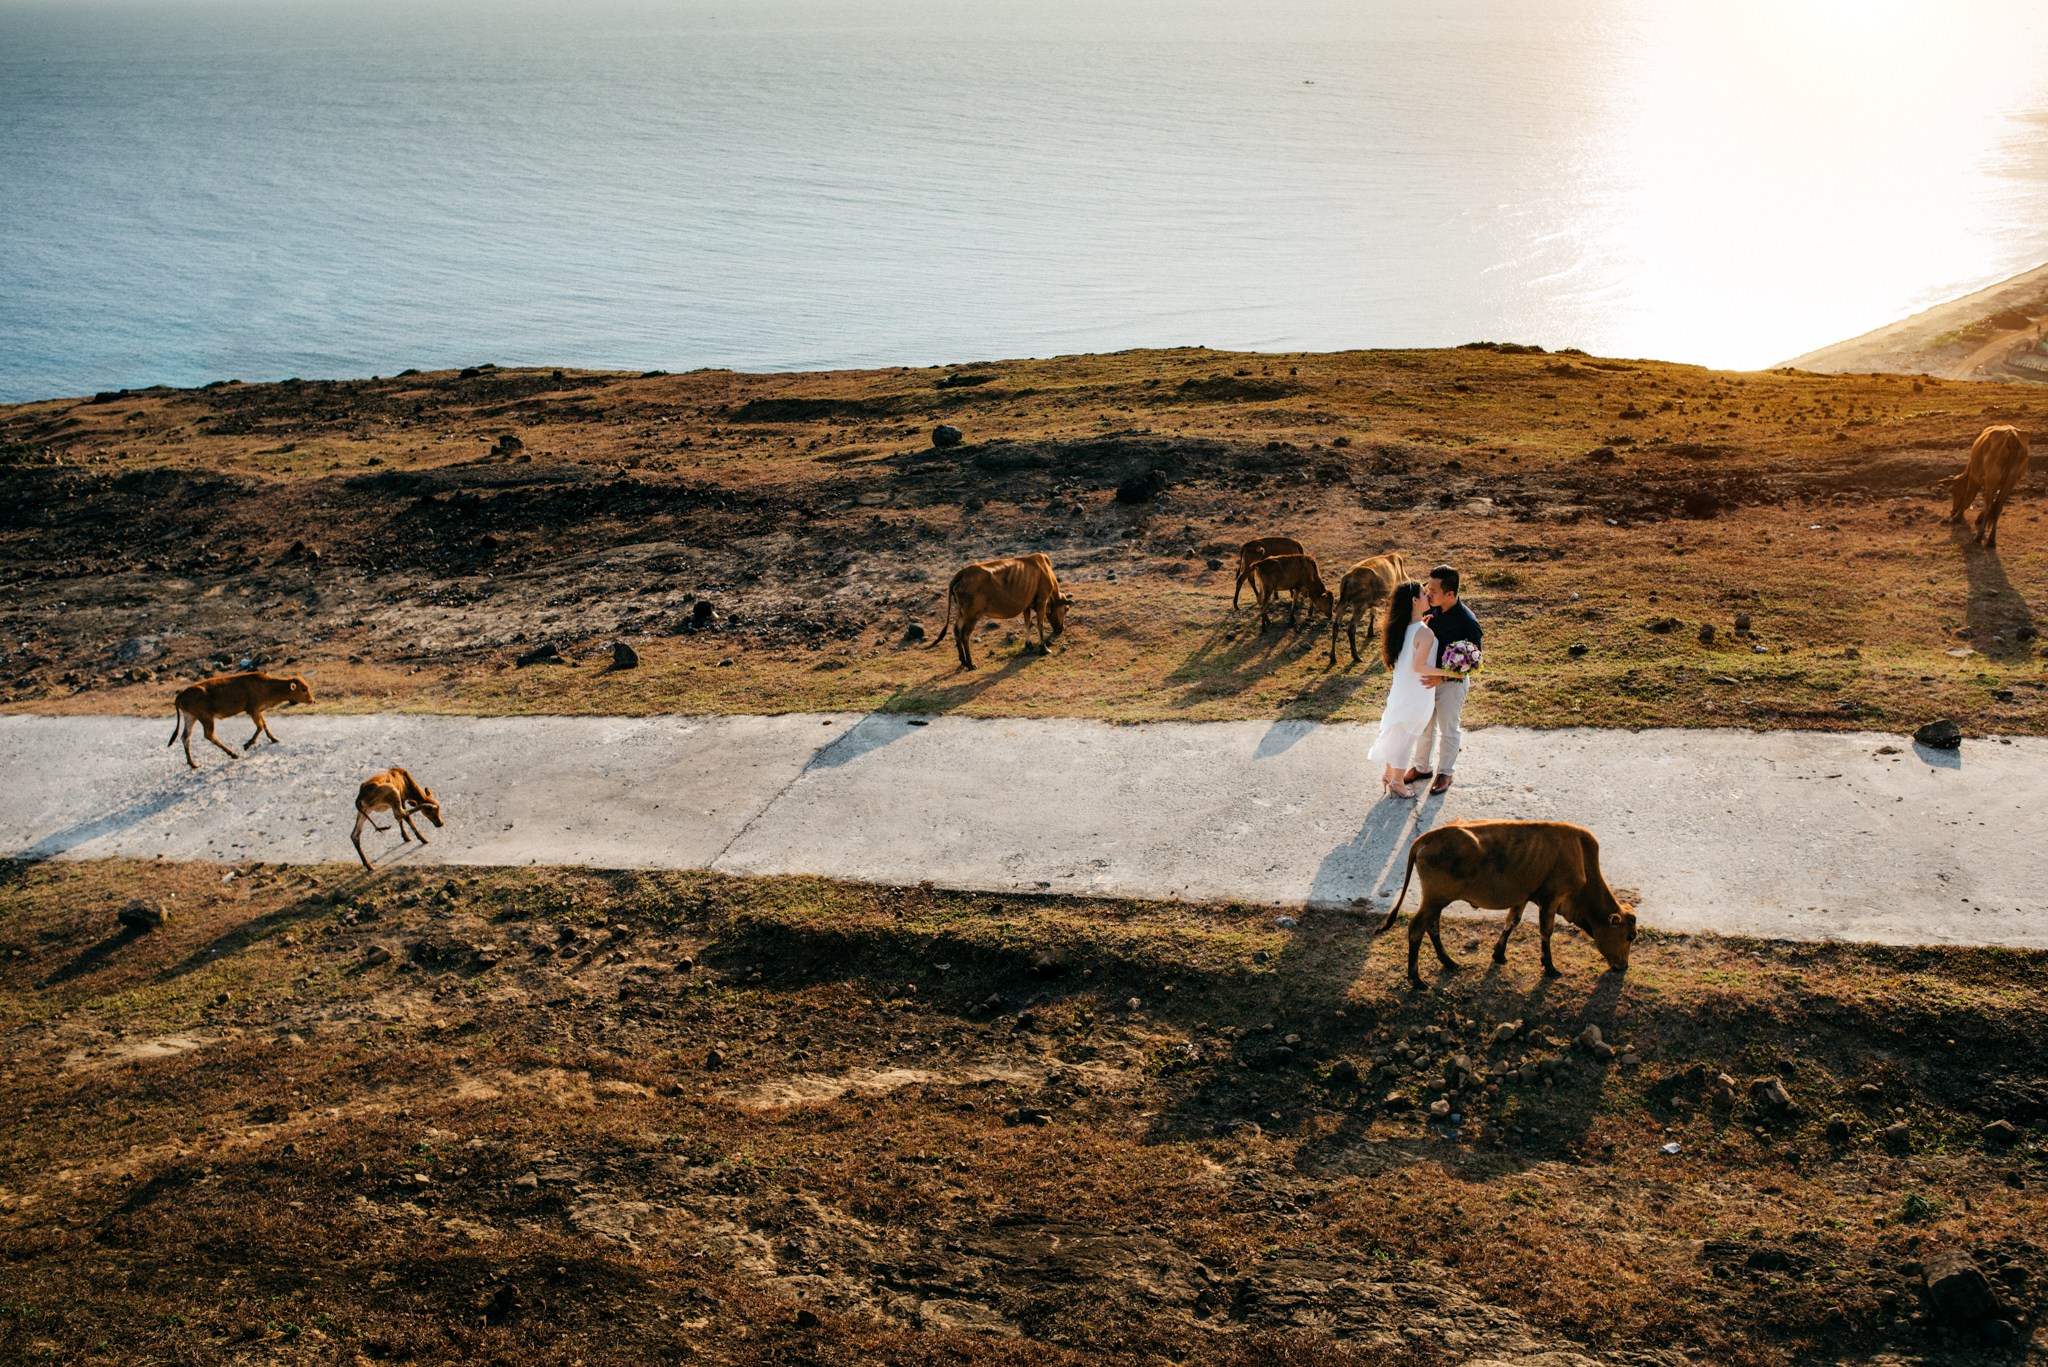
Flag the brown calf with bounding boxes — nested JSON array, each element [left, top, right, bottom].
[[1942, 424, 2030, 549], [933, 552, 1074, 670], [1249, 553, 1334, 632], [351, 767, 445, 870], [1231, 535, 1306, 609], [1379, 819, 1637, 988], [167, 671, 314, 768], [1328, 552, 1410, 665]]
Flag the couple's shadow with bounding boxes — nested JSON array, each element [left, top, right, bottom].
[[1305, 787, 1450, 912]]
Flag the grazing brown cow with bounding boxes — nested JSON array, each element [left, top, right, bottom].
[[351, 767, 444, 870], [1328, 551, 1410, 665], [1941, 424, 2030, 548], [166, 671, 314, 768], [934, 552, 1074, 670], [1231, 535, 1306, 609], [1248, 553, 1334, 632], [1378, 819, 1636, 989]]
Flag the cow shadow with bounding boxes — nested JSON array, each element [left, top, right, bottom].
[[151, 867, 397, 986], [1163, 614, 1377, 719], [882, 644, 1049, 717], [1955, 538, 2036, 655], [12, 785, 194, 861], [38, 925, 147, 988]]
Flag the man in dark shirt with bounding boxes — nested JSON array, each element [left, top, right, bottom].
[[1403, 563, 1481, 795]]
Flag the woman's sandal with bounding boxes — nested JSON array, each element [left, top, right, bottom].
[[1383, 777, 1417, 799]]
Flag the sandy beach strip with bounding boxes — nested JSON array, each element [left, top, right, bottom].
[[1781, 258, 2048, 376]]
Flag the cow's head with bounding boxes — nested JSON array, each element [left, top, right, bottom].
[[1048, 590, 1076, 636], [407, 786, 445, 828], [282, 676, 315, 706], [1308, 585, 1336, 617]]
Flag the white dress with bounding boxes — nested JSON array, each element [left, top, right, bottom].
[[1366, 620, 1435, 766]]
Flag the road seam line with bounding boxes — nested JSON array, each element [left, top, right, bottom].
[[705, 711, 872, 872]]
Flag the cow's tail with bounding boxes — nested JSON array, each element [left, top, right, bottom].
[[166, 705, 182, 747], [1379, 838, 1422, 933], [931, 582, 957, 647]]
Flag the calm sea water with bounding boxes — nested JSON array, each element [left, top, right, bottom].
[[5, 0, 2048, 403]]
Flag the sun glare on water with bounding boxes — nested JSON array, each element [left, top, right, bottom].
[[1552, 1, 2048, 366]]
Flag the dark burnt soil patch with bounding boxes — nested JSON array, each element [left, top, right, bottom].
[[4, 858, 2046, 1366]]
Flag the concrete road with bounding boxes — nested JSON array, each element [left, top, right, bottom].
[[3, 712, 2043, 947]]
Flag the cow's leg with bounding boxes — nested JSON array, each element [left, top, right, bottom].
[[1978, 490, 2007, 548], [246, 709, 269, 749], [1365, 606, 1378, 645], [1537, 900, 1565, 977], [956, 609, 979, 670], [255, 707, 283, 745], [402, 807, 431, 846], [352, 808, 375, 870], [180, 712, 200, 768], [1492, 901, 1529, 964], [200, 717, 238, 760], [1256, 584, 1272, 633], [1407, 895, 1455, 987]]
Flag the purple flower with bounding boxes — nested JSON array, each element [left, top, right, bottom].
[[1440, 640, 1482, 674]]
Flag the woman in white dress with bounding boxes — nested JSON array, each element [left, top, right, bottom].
[[1366, 581, 1436, 798]]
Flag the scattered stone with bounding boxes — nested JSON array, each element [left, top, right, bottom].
[[1114, 469, 1167, 505], [902, 624, 926, 642], [794, 1309, 822, 1329], [931, 424, 963, 449], [1924, 1248, 2004, 1324], [1205, 558, 1224, 570], [1006, 1107, 1051, 1127], [1697, 623, 1716, 645], [1383, 1092, 1413, 1111], [1251, 950, 1269, 965], [116, 899, 165, 931], [1984, 1319, 2017, 1345], [704, 1049, 726, 1070], [1126, 997, 1141, 1011], [1826, 1114, 1851, 1142], [1567, 642, 1588, 657], [514, 643, 562, 667], [513, 1172, 539, 1191], [1754, 1076, 1793, 1112], [718, 658, 734, 667], [1734, 612, 1752, 633], [1982, 1119, 2021, 1146], [1914, 719, 1963, 750], [1709, 1074, 1738, 1110], [611, 642, 639, 670], [1274, 916, 1298, 930], [363, 945, 393, 966], [1428, 1099, 1451, 1118], [691, 600, 716, 627], [674, 957, 694, 973], [1331, 1059, 1358, 1084], [1027, 948, 1067, 978], [1270, 1046, 1294, 1067], [1858, 1082, 1883, 1099], [1883, 1120, 1910, 1147], [1490, 1020, 1522, 1044]]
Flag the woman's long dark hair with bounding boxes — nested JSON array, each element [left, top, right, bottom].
[[1383, 580, 1423, 669]]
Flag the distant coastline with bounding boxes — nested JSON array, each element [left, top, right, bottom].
[[1781, 259, 2048, 379]]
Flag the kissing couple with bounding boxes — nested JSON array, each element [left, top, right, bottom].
[[1367, 563, 1482, 799]]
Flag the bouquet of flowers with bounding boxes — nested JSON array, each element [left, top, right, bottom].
[[1438, 640, 1482, 677]]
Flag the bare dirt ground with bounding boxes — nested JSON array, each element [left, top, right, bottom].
[[0, 348, 2043, 733], [3, 859, 2044, 1367]]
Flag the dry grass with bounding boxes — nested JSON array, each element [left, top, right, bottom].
[[2, 348, 2043, 733], [3, 857, 2044, 1365]]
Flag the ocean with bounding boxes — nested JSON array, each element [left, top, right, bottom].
[[4, 0, 2048, 403]]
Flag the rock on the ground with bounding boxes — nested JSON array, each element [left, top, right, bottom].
[[612, 642, 639, 670], [514, 643, 562, 667], [1331, 1059, 1358, 1083], [1826, 1114, 1851, 1142], [1883, 1120, 1911, 1147], [1982, 1118, 2021, 1146], [1754, 1076, 1794, 1111], [1924, 1248, 2004, 1323], [1115, 469, 1167, 504], [1710, 1074, 1738, 1109], [1915, 718, 1964, 749], [363, 944, 393, 966], [931, 424, 963, 448], [1491, 1020, 1522, 1044], [116, 898, 165, 931]]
